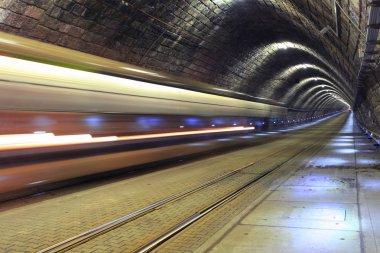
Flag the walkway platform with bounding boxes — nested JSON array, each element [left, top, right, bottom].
[[198, 113, 380, 253]]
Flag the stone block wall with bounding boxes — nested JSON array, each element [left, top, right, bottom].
[[0, 0, 234, 77], [355, 71, 380, 132]]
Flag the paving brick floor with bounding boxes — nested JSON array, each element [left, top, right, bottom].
[[197, 113, 380, 253], [0, 116, 333, 252]]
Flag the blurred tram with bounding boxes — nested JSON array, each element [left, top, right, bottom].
[[0, 32, 287, 199]]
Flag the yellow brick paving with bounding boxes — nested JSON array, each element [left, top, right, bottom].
[[0, 144, 294, 251], [68, 116, 345, 252], [70, 144, 308, 252], [0, 116, 344, 252], [158, 114, 380, 253], [156, 118, 344, 253], [156, 141, 328, 253]]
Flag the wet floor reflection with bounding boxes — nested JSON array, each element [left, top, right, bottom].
[[310, 113, 380, 168]]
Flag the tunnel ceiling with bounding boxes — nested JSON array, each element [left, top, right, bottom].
[[0, 0, 368, 110]]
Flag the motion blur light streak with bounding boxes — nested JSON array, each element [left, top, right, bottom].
[[0, 133, 117, 150], [0, 55, 286, 117], [121, 67, 164, 77], [0, 55, 178, 95], [28, 180, 47, 185], [0, 133, 55, 145], [116, 127, 255, 141], [0, 127, 254, 151]]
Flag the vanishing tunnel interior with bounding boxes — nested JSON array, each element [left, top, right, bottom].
[[1, 0, 380, 252]]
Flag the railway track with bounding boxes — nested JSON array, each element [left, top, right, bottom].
[[38, 143, 296, 253], [136, 131, 330, 253], [37, 117, 340, 253]]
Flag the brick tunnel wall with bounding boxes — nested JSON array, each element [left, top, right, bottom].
[[0, 0, 230, 80], [0, 0, 350, 120], [355, 71, 380, 133]]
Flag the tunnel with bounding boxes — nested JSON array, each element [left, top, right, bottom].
[[0, 0, 379, 252]]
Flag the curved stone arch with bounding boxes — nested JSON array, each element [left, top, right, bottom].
[[317, 97, 339, 109], [258, 63, 351, 101], [316, 96, 349, 109], [305, 91, 337, 109], [331, 100, 350, 109], [307, 91, 346, 109], [275, 2, 357, 80], [290, 81, 350, 105], [296, 84, 347, 102], [292, 83, 351, 109], [311, 93, 348, 109], [148, 1, 355, 106], [315, 96, 338, 108], [271, 42, 348, 84], [305, 97, 339, 111], [236, 1, 356, 78], [223, 41, 348, 90], [186, 1, 354, 99], [296, 89, 342, 108], [318, 97, 345, 109], [282, 77, 351, 105], [271, 1, 356, 79]]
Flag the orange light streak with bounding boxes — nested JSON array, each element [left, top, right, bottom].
[[117, 127, 254, 141], [0, 127, 254, 151]]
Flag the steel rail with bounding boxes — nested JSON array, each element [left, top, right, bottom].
[[37, 114, 341, 253], [134, 139, 324, 253], [37, 141, 295, 253], [134, 114, 345, 252]]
